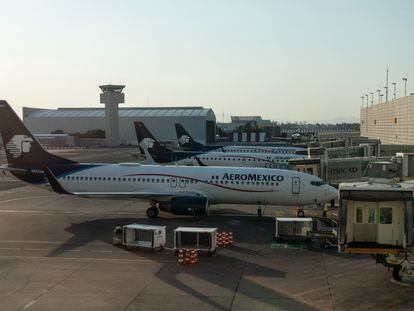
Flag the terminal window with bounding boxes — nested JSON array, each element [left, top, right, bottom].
[[380, 208, 392, 224], [368, 207, 376, 224], [356, 208, 363, 223]]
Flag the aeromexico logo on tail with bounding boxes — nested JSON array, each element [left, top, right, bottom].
[[178, 135, 190, 145], [139, 138, 155, 149], [5, 135, 33, 158]]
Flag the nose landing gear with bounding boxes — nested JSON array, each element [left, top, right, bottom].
[[297, 208, 305, 217]]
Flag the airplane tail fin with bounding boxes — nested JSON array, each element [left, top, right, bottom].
[[133, 121, 171, 161], [0, 100, 76, 167], [175, 123, 205, 150]]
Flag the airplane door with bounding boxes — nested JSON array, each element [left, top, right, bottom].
[[170, 177, 177, 188], [292, 177, 300, 194], [377, 207, 394, 244], [179, 178, 187, 188], [377, 202, 402, 245]]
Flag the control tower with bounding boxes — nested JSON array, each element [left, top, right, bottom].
[[99, 84, 125, 147]]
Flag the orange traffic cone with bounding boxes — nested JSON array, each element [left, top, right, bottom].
[[223, 232, 229, 247], [190, 249, 198, 264], [217, 232, 223, 247], [184, 249, 191, 265], [228, 232, 234, 246], [177, 249, 184, 265]]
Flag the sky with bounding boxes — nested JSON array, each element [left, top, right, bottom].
[[0, 0, 413, 123]]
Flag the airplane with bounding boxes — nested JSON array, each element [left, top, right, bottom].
[[136, 122, 304, 169], [134, 122, 204, 163], [0, 100, 337, 218], [175, 123, 306, 154]]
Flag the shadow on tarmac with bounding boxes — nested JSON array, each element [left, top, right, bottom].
[[48, 215, 321, 310]]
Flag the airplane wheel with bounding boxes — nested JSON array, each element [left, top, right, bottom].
[[297, 209, 305, 217], [146, 207, 158, 218], [392, 265, 402, 282]]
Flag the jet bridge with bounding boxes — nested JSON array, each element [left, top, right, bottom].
[[338, 181, 414, 281]]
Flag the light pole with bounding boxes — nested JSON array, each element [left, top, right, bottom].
[[385, 68, 389, 102], [376, 89, 381, 104], [403, 77, 408, 97], [365, 94, 369, 134], [370, 92, 374, 105], [361, 95, 364, 107], [392, 83, 396, 100], [380, 94, 384, 104]]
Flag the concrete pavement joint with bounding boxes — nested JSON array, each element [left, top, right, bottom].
[[20, 259, 94, 310]]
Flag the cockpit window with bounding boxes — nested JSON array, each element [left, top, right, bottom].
[[311, 180, 327, 186]]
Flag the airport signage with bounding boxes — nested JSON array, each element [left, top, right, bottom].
[[328, 160, 361, 182]]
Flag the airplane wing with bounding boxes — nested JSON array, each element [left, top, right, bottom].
[[43, 166, 203, 201]]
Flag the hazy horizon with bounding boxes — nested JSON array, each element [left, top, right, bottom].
[[1, 0, 413, 122]]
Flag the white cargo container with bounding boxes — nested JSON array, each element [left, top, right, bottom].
[[120, 224, 166, 250], [274, 217, 314, 241], [174, 227, 217, 254]]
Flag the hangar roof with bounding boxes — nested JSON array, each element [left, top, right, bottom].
[[24, 106, 215, 119]]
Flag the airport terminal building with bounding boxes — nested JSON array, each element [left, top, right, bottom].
[[360, 95, 414, 144], [23, 106, 216, 145]]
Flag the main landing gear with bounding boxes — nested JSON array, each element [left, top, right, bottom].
[[146, 202, 159, 218], [297, 208, 305, 217]]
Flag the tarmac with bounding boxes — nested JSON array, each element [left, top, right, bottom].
[[0, 148, 413, 311]]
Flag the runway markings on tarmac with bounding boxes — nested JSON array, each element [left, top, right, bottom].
[[0, 195, 52, 205], [0, 209, 147, 215], [0, 255, 176, 263]]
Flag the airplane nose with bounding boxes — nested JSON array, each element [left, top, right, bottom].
[[326, 185, 338, 200]]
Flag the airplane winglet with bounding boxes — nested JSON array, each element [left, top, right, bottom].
[[194, 156, 207, 167], [43, 166, 72, 195], [143, 148, 156, 164]]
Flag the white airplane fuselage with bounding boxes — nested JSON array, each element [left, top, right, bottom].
[[55, 164, 337, 206], [176, 151, 304, 169], [220, 146, 304, 154]]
